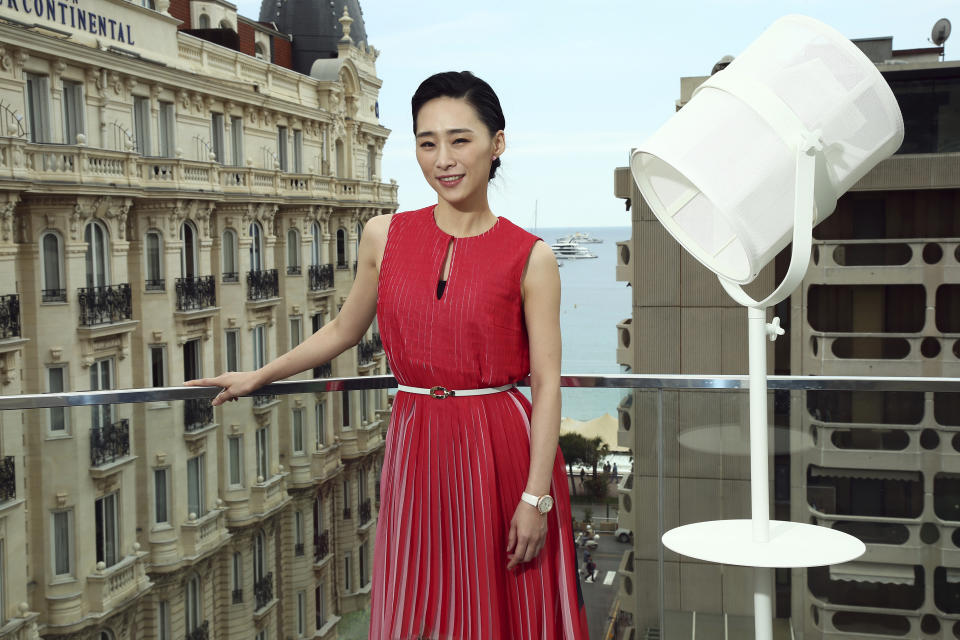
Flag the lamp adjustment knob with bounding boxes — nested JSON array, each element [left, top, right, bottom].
[[766, 317, 785, 342]]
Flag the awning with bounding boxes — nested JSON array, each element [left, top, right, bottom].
[[829, 561, 915, 585], [809, 466, 920, 482]]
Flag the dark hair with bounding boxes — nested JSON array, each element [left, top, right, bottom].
[[411, 71, 505, 180]]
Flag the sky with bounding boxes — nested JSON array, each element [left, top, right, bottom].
[[236, 0, 956, 228]]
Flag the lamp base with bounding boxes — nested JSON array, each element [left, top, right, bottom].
[[662, 519, 865, 568]]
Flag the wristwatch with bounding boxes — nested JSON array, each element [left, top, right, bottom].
[[521, 491, 554, 515]]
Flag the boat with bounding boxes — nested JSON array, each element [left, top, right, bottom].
[[556, 232, 603, 244], [550, 241, 597, 260]]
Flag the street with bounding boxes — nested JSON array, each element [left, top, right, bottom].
[[576, 531, 631, 639]]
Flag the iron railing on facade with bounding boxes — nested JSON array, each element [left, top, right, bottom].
[[335, 259, 348, 270], [77, 284, 132, 326], [231, 589, 242, 604], [145, 278, 165, 292], [0, 456, 14, 502], [359, 498, 372, 526], [358, 340, 376, 366], [0, 293, 20, 339], [287, 265, 301, 276], [185, 620, 209, 640], [343, 506, 352, 520], [184, 398, 214, 432], [295, 542, 305, 557], [175, 275, 216, 311], [308, 263, 334, 291], [372, 332, 383, 353], [314, 529, 330, 562], [252, 394, 277, 408], [41, 288, 66, 302], [254, 572, 273, 610], [313, 362, 332, 380], [222, 271, 239, 283], [90, 418, 130, 467], [246, 269, 279, 301]]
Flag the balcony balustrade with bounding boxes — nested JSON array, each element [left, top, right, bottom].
[[246, 269, 279, 301], [359, 498, 372, 526], [145, 279, 165, 292], [42, 288, 66, 302], [78, 284, 132, 326], [0, 294, 20, 339], [286, 265, 301, 276], [175, 275, 216, 311], [222, 271, 239, 283], [184, 398, 214, 432], [314, 529, 330, 562], [252, 394, 277, 408], [313, 362, 332, 379], [358, 340, 376, 366], [90, 419, 130, 466], [372, 332, 383, 353], [309, 263, 334, 291], [0, 456, 14, 502], [254, 572, 273, 610], [184, 621, 209, 640]]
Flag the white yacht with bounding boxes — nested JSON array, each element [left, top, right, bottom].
[[556, 231, 603, 244], [550, 241, 598, 260]]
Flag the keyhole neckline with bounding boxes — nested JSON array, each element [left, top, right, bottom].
[[431, 205, 501, 240]]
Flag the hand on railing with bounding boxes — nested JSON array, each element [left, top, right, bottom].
[[185, 371, 266, 407]]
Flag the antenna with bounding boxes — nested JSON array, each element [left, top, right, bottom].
[[931, 18, 951, 59]]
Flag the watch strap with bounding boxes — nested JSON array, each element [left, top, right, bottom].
[[520, 491, 540, 507]]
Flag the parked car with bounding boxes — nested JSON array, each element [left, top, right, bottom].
[[615, 527, 633, 543]]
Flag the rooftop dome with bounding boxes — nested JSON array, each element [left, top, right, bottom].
[[258, 0, 368, 75]]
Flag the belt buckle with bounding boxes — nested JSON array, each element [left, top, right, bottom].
[[429, 385, 454, 399]]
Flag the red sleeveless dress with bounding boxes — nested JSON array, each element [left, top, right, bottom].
[[370, 206, 590, 639]]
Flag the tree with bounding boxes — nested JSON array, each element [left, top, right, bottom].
[[558, 432, 590, 497]]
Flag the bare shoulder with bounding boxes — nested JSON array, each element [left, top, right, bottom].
[[362, 213, 394, 244], [525, 240, 559, 276]]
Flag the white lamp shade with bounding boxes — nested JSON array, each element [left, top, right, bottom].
[[630, 15, 904, 284]]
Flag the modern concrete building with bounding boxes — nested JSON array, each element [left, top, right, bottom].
[[613, 36, 959, 640], [0, 0, 395, 637]]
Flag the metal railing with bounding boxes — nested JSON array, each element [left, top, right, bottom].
[[246, 269, 278, 301], [254, 572, 273, 610], [78, 284, 132, 326], [308, 263, 334, 291], [359, 498, 371, 525], [0, 294, 20, 339], [314, 529, 330, 562], [0, 456, 14, 502], [175, 275, 216, 311], [184, 398, 214, 432], [90, 418, 130, 466], [313, 362, 332, 379], [185, 620, 209, 640]]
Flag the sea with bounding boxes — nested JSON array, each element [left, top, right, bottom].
[[522, 226, 632, 422]]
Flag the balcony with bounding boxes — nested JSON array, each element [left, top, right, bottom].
[[309, 263, 335, 291], [175, 275, 216, 312], [0, 294, 20, 338], [339, 420, 383, 460], [314, 529, 330, 563], [372, 332, 383, 353], [181, 509, 227, 560], [359, 498, 372, 526], [42, 288, 66, 302], [222, 271, 239, 283], [185, 621, 209, 640], [313, 362, 332, 379], [145, 278, 165, 292], [86, 552, 150, 614], [0, 456, 14, 502], [184, 398, 214, 433], [358, 340, 376, 366], [246, 269, 279, 302], [249, 473, 288, 517], [90, 419, 130, 467], [78, 284, 133, 326], [254, 572, 274, 610]]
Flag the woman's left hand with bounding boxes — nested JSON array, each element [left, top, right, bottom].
[[506, 501, 548, 570]]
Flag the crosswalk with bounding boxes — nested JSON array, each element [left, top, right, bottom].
[[582, 570, 618, 586]]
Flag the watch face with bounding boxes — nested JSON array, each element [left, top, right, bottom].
[[538, 495, 554, 514]]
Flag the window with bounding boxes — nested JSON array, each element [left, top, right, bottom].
[[297, 591, 305, 636], [249, 222, 263, 271], [230, 116, 243, 166], [315, 403, 326, 448], [183, 338, 201, 384], [89, 358, 113, 430], [335, 229, 346, 267], [52, 510, 73, 577], [256, 631, 266, 640], [158, 600, 170, 640], [187, 455, 205, 518], [335, 139, 344, 177], [47, 365, 68, 433], [154, 468, 169, 524], [294, 511, 304, 549], [95, 492, 119, 567], [313, 493, 323, 533], [252, 325, 266, 370], [185, 574, 202, 632], [343, 552, 351, 591], [133, 96, 150, 155], [180, 221, 197, 279], [25, 73, 51, 143], [360, 389, 368, 424], [253, 530, 266, 582], [41, 231, 65, 301], [290, 316, 302, 349], [310, 222, 321, 266], [84, 221, 110, 288], [149, 345, 166, 387], [293, 130, 303, 173], [222, 229, 238, 280], [158, 101, 175, 157], [197, 12, 210, 28], [286, 228, 300, 274], [367, 144, 375, 180], [342, 478, 350, 515], [145, 230, 163, 290], [315, 583, 326, 629], [341, 390, 351, 429], [228, 436, 242, 486], [225, 329, 239, 371], [232, 551, 242, 603], [277, 126, 288, 171], [292, 407, 304, 454], [255, 427, 268, 481], [359, 540, 367, 587], [62, 80, 85, 145], [254, 43, 266, 60], [211, 113, 224, 162]]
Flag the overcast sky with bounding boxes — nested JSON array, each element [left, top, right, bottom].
[[236, 0, 956, 228]]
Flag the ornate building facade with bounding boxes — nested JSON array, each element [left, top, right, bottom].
[[0, 0, 395, 638]]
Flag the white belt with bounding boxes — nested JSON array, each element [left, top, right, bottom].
[[396, 383, 516, 399]]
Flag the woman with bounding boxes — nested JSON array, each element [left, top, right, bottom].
[[187, 71, 589, 639]]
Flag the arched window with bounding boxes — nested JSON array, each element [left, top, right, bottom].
[[335, 229, 345, 268], [254, 43, 266, 60], [145, 230, 164, 290], [222, 228, 238, 281], [197, 13, 210, 28], [179, 221, 197, 279], [311, 222, 321, 266], [185, 574, 202, 632], [98, 630, 115, 640], [286, 228, 300, 274], [84, 221, 110, 289], [335, 139, 344, 178], [248, 222, 263, 272], [40, 231, 65, 301]]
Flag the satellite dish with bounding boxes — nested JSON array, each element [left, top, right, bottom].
[[932, 18, 951, 46]]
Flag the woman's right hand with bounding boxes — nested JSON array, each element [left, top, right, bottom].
[[184, 371, 265, 407]]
